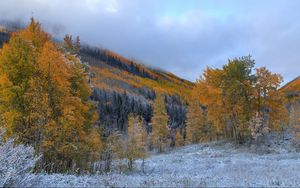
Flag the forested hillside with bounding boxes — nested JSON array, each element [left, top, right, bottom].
[[281, 76, 300, 98], [80, 45, 193, 139]]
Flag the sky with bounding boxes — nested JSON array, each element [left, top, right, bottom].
[[0, 0, 299, 83]]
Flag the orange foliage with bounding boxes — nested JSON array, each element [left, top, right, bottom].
[[0, 19, 101, 173], [90, 61, 193, 100]]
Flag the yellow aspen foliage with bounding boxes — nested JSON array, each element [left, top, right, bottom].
[[0, 18, 101, 173], [68, 62, 91, 100], [193, 56, 286, 144], [0, 31, 37, 143], [0, 74, 18, 136], [193, 68, 227, 139], [186, 99, 207, 144], [125, 113, 148, 170], [151, 94, 169, 152], [19, 18, 51, 50], [175, 129, 184, 147], [255, 67, 287, 131]]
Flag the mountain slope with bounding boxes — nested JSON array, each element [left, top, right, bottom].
[[281, 76, 300, 95], [80, 46, 194, 139], [80, 46, 193, 96]]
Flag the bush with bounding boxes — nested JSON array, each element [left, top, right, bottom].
[[0, 130, 40, 187]]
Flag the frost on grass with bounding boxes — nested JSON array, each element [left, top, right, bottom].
[[0, 130, 40, 187], [27, 137, 300, 187], [1, 129, 300, 187]]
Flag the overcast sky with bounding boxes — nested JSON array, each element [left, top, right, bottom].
[[0, 0, 299, 83]]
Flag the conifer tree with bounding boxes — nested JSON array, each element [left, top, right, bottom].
[[151, 94, 169, 152], [63, 34, 73, 51], [63, 34, 80, 55], [75, 36, 80, 54]]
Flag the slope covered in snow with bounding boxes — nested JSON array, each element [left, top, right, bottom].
[[20, 138, 300, 187]]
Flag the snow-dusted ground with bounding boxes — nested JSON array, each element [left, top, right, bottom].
[[24, 136, 300, 187]]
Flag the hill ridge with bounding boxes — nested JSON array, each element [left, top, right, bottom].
[[280, 76, 300, 93]]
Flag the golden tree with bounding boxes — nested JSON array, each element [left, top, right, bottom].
[[254, 67, 287, 131], [0, 19, 101, 173], [193, 67, 229, 140], [194, 56, 255, 143], [175, 129, 185, 147], [125, 113, 148, 170], [193, 56, 287, 144], [186, 99, 207, 144], [0, 19, 49, 144], [151, 94, 169, 152]]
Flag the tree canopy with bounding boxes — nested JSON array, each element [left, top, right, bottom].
[[0, 18, 101, 173]]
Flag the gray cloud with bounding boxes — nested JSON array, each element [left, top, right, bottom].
[[0, 0, 299, 83]]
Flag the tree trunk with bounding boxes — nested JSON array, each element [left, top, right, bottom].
[[141, 159, 145, 173], [128, 159, 133, 171]]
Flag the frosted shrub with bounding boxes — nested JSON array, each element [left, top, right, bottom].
[[0, 130, 40, 187], [249, 114, 270, 146]]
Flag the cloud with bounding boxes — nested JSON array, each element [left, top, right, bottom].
[[0, 0, 299, 83]]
